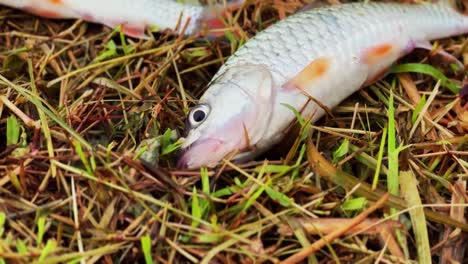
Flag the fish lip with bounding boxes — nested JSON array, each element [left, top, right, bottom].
[[176, 137, 224, 169]]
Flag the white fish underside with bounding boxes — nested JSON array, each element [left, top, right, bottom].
[[208, 1, 468, 150]]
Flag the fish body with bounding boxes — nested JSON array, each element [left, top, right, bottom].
[[0, 0, 240, 38], [179, 0, 468, 169]]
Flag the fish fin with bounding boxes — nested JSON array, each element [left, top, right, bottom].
[[198, 0, 244, 38], [121, 23, 149, 39], [414, 40, 465, 73], [99, 19, 149, 39]]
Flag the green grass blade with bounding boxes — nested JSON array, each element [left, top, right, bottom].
[[412, 95, 426, 124], [191, 187, 202, 227], [0, 74, 92, 150], [37, 239, 57, 263], [140, 234, 153, 264], [387, 89, 399, 196], [0, 212, 5, 237], [372, 127, 387, 190], [36, 216, 46, 245], [390, 63, 459, 93], [6, 115, 20, 145]]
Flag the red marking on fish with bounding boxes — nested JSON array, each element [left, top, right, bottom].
[[23, 6, 63, 19], [49, 0, 63, 5], [283, 57, 331, 90], [362, 44, 394, 64]]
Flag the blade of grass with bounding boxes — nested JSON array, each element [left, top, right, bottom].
[[281, 193, 390, 264], [387, 89, 399, 196], [140, 234, 153, 264], [306, 137, 468, 231], [6, 115, 20, 145], [0, 74, 92, 150], [28, 60, 57, 177], [372, 126, 387, 190], [36, 216, 46, 245], [37, 239, 57, 264], [400, 170, 431, 264], [390, 63, 459, 93]]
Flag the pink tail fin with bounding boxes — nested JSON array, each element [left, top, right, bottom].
[[198, 0, 245, 38]]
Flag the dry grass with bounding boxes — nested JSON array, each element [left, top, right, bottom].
[[0, 0, 467, 263]]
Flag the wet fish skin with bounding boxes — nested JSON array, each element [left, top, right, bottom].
[[0, 0, 241, 38], [179, 0, 468, 169]]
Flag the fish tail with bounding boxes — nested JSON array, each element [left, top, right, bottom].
[[198, 0, 244, 38]]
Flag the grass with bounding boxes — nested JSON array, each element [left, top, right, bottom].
[[0, 0, 467, 263]]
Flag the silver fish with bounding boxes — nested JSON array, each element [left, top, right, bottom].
[[178, 0, 468, 169], [0, 0, 242, 38]]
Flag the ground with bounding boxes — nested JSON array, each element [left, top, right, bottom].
[[0, 0, 467, 263]]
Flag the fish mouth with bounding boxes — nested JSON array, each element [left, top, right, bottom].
[[176, 138, 225, 169]]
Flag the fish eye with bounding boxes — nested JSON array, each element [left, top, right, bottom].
[[188, 104, 210, 127]]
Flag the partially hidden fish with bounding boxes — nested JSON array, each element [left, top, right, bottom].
[[0, 0, 242, 38], [178, 0, 468, 169]]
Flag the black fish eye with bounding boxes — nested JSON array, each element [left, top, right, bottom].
[[188, 104, 210, 127]]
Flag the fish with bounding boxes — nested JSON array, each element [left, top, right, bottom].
[[0, 0, 243, 38], [178, 0, 468, 169]]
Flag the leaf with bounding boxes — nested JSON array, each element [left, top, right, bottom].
[[0, 212, 5, 237], [72, 140, 93, 175], [412, 95, 427, 124], [6, 115, 20, 145], [341, 197, 368, 211], [241, 184, 265, 213], [201, 168, 210, 195], [37, 239, 57, 263], [281, 103, 305, 126], [191, 187, 202, 227], [140, 234, 153, 264], [254, 164, 293, 174], [332, 139, 349, 164], [16, 239, 27, 254], [37, 216, 46, 245], [265, 181, 291, 207], [98, 198, 117, 229], [160, 129, 181, 156], [93, 40, 117, 62]]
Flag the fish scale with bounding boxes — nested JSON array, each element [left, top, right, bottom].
[[0, 0, 243, 37], [217, 2, 463, 83], [179, 1, 468, 169]]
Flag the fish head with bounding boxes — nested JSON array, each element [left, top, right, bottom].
[[178, 64, 275, 169]]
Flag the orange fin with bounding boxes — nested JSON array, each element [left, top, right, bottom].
[[283, 57, 331, 91], [121, 23, 148, 39]]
